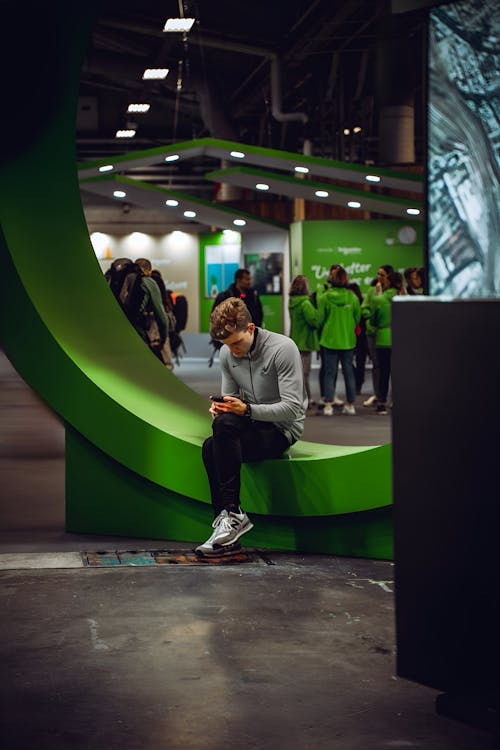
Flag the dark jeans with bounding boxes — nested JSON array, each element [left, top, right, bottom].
[[376, 347, 392, 403], [321, 346, 356, 404], [202, 413, 290, 517]]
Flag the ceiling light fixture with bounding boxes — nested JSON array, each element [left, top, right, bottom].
[[348, 201, 361, 208], [230, 151, 245, 159], [365, 175, 381, 183], [163, 18, 195, 32], [127, 104, 150, 113], [165, 199, 179, 207], [255, 183, 269, 191], [115, 129, 136, 138], [406, 208, 421, 215], [113, 191, 126, 198], [142, 68, 169, 80], [183, 210, 196, 218], [294, 166, 309, 174], [99, 165, 114, 173], [233, 219, 246, 226], [353, 126, 362, 134], [343, 128, 350, 135], [165, 154, 180, 162], [315, 190, 329, 198]]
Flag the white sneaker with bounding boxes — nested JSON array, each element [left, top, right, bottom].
[[195, 509, 253, 556], [342, 404, 356, 416], [363, 395, 377, 407], [333, 397, 344, 406], [323, 405, 333, 416]]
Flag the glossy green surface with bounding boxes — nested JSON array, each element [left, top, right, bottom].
[[0, 4, 392, 557]]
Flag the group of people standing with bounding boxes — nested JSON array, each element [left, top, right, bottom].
[[288, 264, 424, 416]]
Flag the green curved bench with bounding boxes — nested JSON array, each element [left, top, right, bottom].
[[0, 5, 392, 559]]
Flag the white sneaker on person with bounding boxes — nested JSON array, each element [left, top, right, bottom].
[[323, 405, 334, 416], [342, 404, 356, 416], [333, 397, 344, 406], [195, 509, 253, 556], [363, 395, 377, 407]]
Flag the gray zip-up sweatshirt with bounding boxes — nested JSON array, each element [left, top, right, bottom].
[[220, 328, 307, 444]]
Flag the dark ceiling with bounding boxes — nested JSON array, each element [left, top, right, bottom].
[[78, 0, 426, 165]]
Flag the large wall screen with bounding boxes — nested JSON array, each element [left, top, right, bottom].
[[428, 0, 499, 296]]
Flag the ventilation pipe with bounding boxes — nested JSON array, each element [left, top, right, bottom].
[[270, 56, 309, 124]]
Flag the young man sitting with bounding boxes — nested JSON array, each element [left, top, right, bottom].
[[196, 297, 307, 557]]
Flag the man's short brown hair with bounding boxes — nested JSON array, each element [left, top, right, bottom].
[[210, 297, 251, 341]]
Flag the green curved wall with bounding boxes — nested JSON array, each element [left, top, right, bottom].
[[0, 4, 393, 559]]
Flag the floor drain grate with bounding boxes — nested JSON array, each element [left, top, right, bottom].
[[82, 549, 274, 567]]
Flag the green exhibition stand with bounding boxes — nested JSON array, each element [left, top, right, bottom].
[[0, 4, 393, 559]]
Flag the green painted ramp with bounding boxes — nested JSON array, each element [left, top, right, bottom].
[[0, 3, 392, 559]]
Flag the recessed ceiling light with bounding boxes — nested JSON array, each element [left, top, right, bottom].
[[348, 201, 361, 208], [165, 199, 179, 207], [142, 68, 169, 80], [163, 18, 195, 32], [294, 166, 309, 174], [183, 210, 196, 218], [230, 151, 245, 159], [127, 104, 150, 113], [115, 129, 136, 138], [165, 154, 180, 162], [365, 175, 381, 183], [406, 208, 421, 216], [99, 165, 114, 173], [353, 126, 362, 133], [113, 191, 126, 198], [315, 190, 329, 198], [255, 183, 269, 191], [343, 128, 350, 135], [233, 219, 246, 226]]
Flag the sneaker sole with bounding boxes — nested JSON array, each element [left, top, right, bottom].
[[194, 541, 243, 558], [194, 521, 254, 557]]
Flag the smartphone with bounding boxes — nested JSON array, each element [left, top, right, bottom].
[[209, 395, 226, 402]]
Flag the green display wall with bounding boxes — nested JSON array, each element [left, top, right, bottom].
[[292, 220, 423, 295], [0, 3, 393, 559]]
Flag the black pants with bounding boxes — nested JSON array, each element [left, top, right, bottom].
[[202, 413, 290, 517], [353, 332, 368, 393], [376, 347, 392, 403]]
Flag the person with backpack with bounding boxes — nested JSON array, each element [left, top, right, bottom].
[[113, 257, 168, 362], [288, 275, 320, 411], [151, 269, 176, 369]]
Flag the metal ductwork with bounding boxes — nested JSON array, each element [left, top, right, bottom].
[[270, 57, 309, 125]]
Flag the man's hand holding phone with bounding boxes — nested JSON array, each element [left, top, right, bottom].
[[209, 395, 246, 416]]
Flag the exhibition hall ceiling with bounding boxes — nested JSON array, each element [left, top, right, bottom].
[[79, 0, 426, 227]]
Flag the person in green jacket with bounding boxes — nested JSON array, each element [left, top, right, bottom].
[[360, 264, 394, 407], [288, 275, 320, 410], [370, 271, 405, 415], [317, 266, 361, 416]]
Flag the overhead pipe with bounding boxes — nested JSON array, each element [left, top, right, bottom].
[[270, 56, 308, 124]]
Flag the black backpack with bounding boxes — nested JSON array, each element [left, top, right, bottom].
[[172, 294, 188, 332], [105, 258, 134, 300]]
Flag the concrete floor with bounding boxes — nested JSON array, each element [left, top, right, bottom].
[[0, 349, 493, 749]]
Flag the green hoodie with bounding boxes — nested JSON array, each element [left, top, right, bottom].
[[371, 287, 398, 347], [318, 287, 360, 350], [288, 295, 320, 352], [361, 284, 379, 336]]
